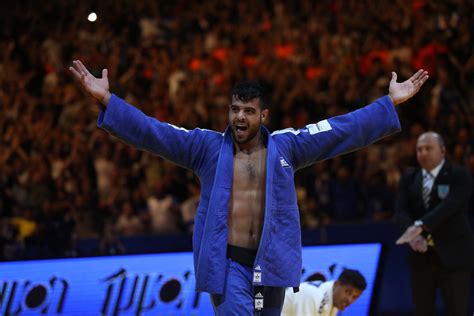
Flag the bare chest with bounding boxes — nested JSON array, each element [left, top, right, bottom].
[[232, 148, 267, 189], [228, 147, 267, 247]]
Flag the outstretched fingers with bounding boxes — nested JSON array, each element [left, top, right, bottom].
[[409, 69, 424, 82], [68, 65, 82, 80], [74, 60, 92, 77], [410, 69, 429, 88], [414, 71, 429, 89]]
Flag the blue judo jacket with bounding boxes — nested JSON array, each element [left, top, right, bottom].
[[97, 94, 400, 294]]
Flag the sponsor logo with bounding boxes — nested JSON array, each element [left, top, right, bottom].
[[253, 272, 262, 283], [254, 292, 264, 310], [280, 157, 290, 168], [100, 268, 201, 315], [0, 277, 68, 315], [306, 120, 332, 135]]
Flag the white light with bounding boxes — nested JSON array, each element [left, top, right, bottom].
[[88, 12, 97, 22]]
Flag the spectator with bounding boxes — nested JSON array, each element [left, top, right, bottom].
[[115, 201, 144, 236]]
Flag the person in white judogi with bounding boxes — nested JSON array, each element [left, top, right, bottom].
[[282, 269, 366, 316]]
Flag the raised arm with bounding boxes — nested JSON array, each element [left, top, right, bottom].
[[69, 60, 211, 172], [274, 69, 429, 170], [96, 94, 212, 171]]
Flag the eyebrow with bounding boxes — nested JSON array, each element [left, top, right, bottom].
[[230, 104, 257, 110]]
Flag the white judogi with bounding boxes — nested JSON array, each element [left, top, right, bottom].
[[282, 281, 339, 316]]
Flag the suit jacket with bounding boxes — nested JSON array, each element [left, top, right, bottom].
[[395, 161, 474, 269]]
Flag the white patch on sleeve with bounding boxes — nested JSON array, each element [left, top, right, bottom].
[[306, 120, 332, 135]]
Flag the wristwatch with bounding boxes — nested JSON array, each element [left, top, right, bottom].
[[414, 220, 424, 228]]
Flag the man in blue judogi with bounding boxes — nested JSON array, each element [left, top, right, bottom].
[[70, 60, 428, 315]]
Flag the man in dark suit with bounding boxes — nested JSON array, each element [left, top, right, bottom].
[[396, 131, 474, 316]]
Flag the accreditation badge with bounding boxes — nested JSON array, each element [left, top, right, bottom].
[[437, 185, 449, 199]]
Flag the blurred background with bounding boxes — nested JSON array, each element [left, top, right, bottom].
[[1, 0, 473, 314]]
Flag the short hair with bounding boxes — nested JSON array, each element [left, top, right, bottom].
[[231, 80, 269, 110], [418, 131, 445, 149], [337, 269, 367, 291]]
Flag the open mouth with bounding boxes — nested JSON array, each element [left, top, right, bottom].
[[235, 125, 248, 136]]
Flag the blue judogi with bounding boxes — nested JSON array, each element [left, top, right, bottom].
[[98, 94, 400, 312]]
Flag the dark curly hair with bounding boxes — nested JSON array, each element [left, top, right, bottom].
[[231, 80, 270, 110]]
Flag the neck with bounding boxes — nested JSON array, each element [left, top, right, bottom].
[[424, 159, 444, 172]]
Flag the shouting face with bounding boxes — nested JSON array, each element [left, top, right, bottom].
[[228, 96, 268, 148]]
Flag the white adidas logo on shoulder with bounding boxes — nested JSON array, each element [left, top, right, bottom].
[[255, 265, 261, 271], [280, 157, 290, 168]]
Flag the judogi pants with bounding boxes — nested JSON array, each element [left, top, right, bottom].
[[210, 258, 285, 316]]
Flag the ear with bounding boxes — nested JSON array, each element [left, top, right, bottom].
[[261, 109, 269, 122], [333, 280, 342, 291]]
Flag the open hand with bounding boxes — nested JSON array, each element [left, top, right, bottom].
[[389, 69, 429, 105], [69, 60, 111, 105]]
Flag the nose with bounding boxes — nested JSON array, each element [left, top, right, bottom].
[[236, 110, 245, 120]]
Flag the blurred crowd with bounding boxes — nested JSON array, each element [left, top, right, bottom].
[[1, 0, 473, 260]]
